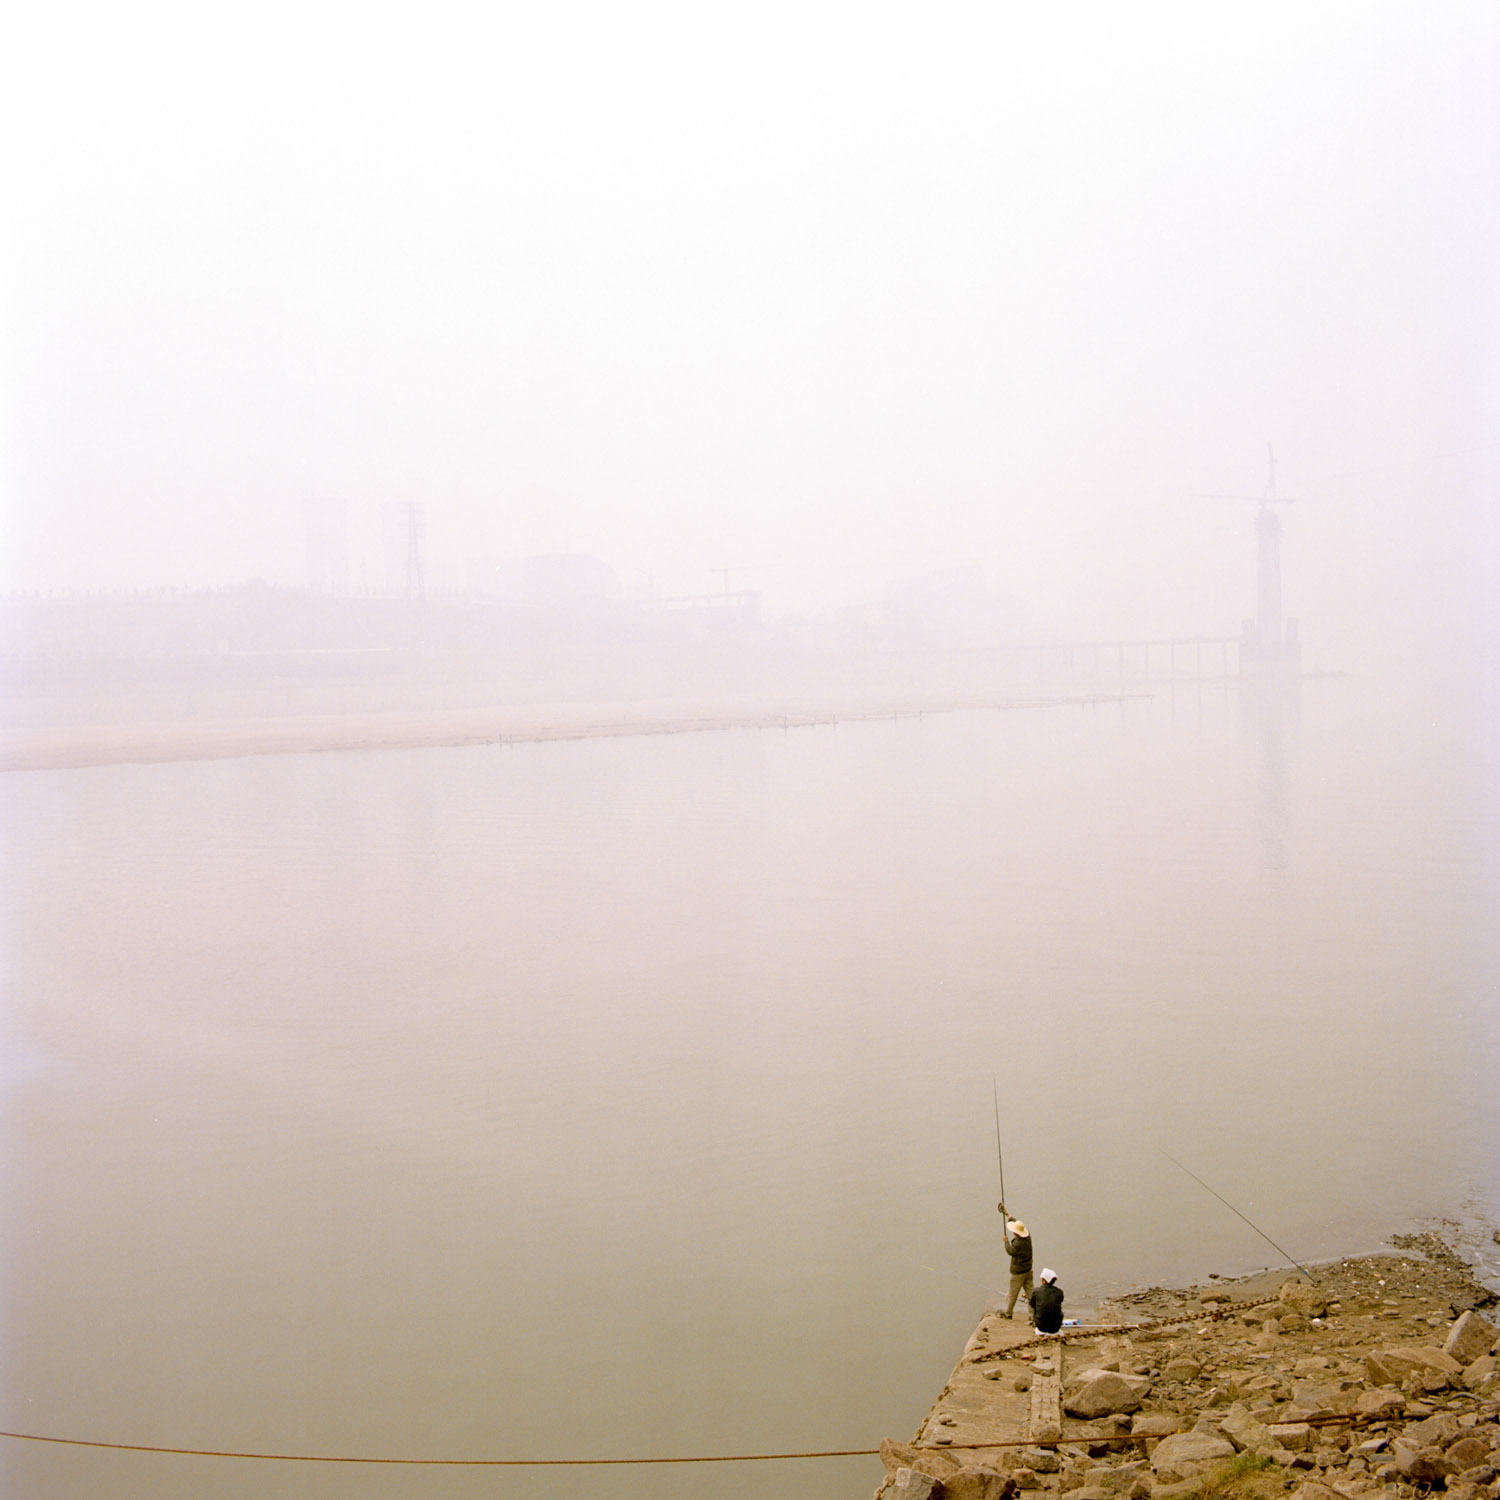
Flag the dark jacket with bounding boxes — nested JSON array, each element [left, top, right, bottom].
[[1007, 1231, 1033, 1277], [1032, 1279, 1064, 1333]]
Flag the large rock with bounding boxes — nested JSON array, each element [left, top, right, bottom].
[[1073, 1414, 1133, 1443], [1062, 1369, 1149, 1418], [1130, 1414, 1182, 1438], [1464, 1354, 1498, 1391], [1367, 1345, 1462, 1386], [1020, 1448, 1060, 1473], [893, 1471, 940, 1500], [1354, 1386, 1405, 1419], [1288, 1381, 1343, 1417], [882, 1439, 964, 1482], [1267, 1424, 1312, 1453], [880, 1439, 1018, 1500], [1078, 1460, 1148, 1495], [1232, 1372, 1284, 1399], [1393, 1440, 1457, 1485], [938, 1468, 1015, 1500], [1404, 1414, 1460, 1446], [1411, 1365, 1457, 1395], [1219, 1406, 1276, 1456], [1148, 1431, 1236, 1482], [1445, 1310, 1499, 1367], [1279, 1279, 1328, 1318], [1446, 1436, 1493, 1471]]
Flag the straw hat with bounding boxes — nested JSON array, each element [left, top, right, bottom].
[[1008, 1220, 1028, 1237]]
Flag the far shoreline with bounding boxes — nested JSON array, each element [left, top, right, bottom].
[[0, 687, 1151, 773]]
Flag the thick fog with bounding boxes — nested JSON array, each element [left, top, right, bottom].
[[3, 2, 1497, 679], [5, 14, 1500, 1496]]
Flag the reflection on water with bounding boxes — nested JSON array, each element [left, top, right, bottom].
[[1, 681, 1497, 1500], [1245, 673, 1298, 878]]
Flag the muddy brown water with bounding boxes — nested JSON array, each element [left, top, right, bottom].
[[2, 680, 1496, 1499]]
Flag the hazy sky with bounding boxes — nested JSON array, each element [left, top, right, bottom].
[[3, 2, 1497, 665]]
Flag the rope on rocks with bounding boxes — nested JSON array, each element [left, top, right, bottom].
[[0, 1297, 1437, 1470], [0, 1430, 880, 1465], [0, 1386, 1458, 1467], [970, 1295, 1288, 1361]]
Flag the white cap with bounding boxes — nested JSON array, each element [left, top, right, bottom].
[[1040, 1268, 1057, 1283]]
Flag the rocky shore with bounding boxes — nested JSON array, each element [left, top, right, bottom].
[[877, 1234, 1500, 1500]]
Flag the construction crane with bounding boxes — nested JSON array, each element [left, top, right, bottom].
[[1192, 442, 1297, 511]]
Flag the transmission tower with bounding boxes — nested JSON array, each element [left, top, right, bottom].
[[394, 502, 426, 599]]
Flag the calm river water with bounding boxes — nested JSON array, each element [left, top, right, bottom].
[[2, 678, 1497, 1500]]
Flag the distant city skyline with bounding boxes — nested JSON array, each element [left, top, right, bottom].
[[3, 3, 1495, 681]]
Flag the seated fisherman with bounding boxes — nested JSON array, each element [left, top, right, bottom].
[[1032, 1268, 1064, 1333]]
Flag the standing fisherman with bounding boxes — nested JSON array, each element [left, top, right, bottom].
[[997, 1203, 1034, 1320]]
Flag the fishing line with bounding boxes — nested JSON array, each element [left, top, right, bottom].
[[1157, 1148, 1316, 1283]]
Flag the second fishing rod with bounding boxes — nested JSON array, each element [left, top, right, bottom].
[[993, 1079, 1040, 1322]]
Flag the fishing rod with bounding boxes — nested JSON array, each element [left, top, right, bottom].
[[992, 1078, 1006, 1212], [1158, 1148, 1317, 1283]]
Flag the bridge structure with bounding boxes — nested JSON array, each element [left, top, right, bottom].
[[1020, 635, 1241, 683], [903, 635, 1244, 686]]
